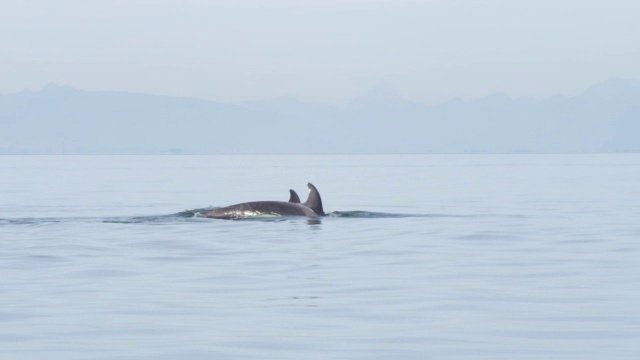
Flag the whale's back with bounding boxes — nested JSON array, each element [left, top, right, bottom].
[[205, 201, 318, 219]]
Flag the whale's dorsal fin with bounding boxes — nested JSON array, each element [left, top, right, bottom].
[[288, 189, 301, 203], [303, 183, 325, 216]]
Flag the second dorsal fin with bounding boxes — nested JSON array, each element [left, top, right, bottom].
[[288, 189, 301, 203]]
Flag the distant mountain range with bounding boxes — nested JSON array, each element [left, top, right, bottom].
[[1, 79, 639, 154]]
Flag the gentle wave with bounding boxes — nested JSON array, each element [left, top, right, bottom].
[[0, 209, 523, 225], [327, 211, 475, 218], [0, 214, 200, 225]]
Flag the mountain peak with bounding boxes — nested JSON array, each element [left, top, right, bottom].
[[40, 83, 76, 94], [485, 92, 512, 102], [347, 81, 415, 111], [581, 78, 640, 99], [364, 81, 400, 101]]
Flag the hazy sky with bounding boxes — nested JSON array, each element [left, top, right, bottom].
[[1, 0, 639, 106]]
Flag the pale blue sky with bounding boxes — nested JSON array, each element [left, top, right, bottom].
[[1, 0, 639, 106]]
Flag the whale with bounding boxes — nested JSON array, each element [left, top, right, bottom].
[[205, 183, 325, 219]]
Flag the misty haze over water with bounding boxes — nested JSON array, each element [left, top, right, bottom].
[[3, 1, 640, 358], [2, 78, 639, 155]]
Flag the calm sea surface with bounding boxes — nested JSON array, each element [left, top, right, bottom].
[[1, 154, 639, 359]]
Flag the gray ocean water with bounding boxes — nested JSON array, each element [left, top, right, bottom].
[[1, 154, 639, 359]]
